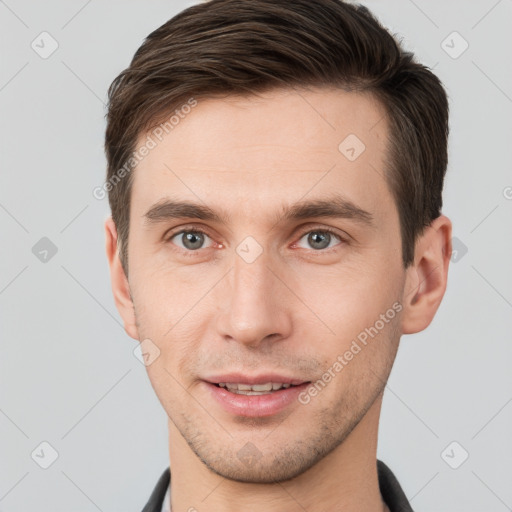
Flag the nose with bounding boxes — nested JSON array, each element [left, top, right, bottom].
[[215, 248, 292, 349]]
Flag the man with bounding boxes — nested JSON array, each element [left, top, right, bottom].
[[103, 0, 452, 510]]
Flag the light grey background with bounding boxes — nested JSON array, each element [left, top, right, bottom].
[[1, 0, 511, 510]]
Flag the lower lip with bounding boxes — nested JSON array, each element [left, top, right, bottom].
[[203, 381, 311, 418]]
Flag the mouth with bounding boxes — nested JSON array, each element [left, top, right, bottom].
[[202, 375, 312, 417], [212, 381, 307, 395]]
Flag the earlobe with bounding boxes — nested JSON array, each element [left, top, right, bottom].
[[401, 215, 452, 335], [104, 217, 139, 340]]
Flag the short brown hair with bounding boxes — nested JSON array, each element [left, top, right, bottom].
[[105, 0, 449, 274]]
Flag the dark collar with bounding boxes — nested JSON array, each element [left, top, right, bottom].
[[142, 459, 414, 511], [377, 459, 414, 511]]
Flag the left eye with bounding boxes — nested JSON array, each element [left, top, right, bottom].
[[296, 230, 343, 250]]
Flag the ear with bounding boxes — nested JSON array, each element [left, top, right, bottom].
[[401, 214, 452, 334], [104, 217, 139, 340]]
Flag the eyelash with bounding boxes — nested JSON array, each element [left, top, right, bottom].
[[164, 225, 348, 256]]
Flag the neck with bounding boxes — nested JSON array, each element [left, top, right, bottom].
[[167, 395, 387, 512]]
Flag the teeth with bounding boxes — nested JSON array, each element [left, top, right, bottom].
[[218, 382, 294, 393], [251, 383, 273, 392]]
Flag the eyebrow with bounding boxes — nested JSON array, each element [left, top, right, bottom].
[[278, 196, 375, 228], [143, 194, 375, 229]]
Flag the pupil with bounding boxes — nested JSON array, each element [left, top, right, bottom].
[[309, 231, 330, 250], [184, 232, 203, 250]]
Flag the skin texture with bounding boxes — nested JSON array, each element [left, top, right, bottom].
[[105, 87, 452, 511]]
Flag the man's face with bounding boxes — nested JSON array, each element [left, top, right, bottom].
[[126, 87, 407, 482]]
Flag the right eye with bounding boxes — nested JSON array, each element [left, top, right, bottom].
[[167, 229, 215, 252]]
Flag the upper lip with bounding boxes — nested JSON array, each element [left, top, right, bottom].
[[204, 373, 310, 386]]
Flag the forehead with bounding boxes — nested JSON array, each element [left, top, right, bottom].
[[131, 87, 395, 225]]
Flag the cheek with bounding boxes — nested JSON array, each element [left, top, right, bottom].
[[130, 270, 208, 366], [130, 265, 200, 326], [319, 312, 400, 407], [298, 265, 402, 368], [293, 259, 396, 328]]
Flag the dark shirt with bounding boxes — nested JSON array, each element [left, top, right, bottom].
[[142, 459, 414, 511]]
